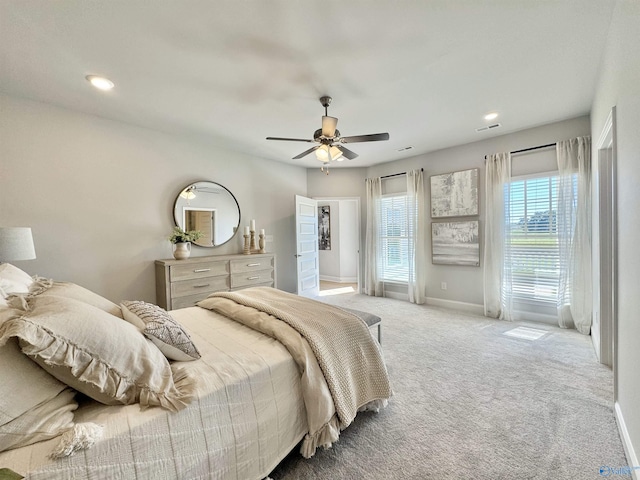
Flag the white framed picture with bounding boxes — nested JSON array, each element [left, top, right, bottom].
[[430, 168, 479, 218]]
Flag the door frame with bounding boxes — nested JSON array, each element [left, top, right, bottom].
[[594, 107, 617, 379], [313, 196, 361, 293]]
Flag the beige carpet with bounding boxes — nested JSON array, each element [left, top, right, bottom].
[[268, 293, 627, 479]]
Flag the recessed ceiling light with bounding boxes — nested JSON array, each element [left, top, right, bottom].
[[484, 112, 499, 121], [86, 75, 114, 91]]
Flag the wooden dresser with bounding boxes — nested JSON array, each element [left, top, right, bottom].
[[155, 253, 276, 310]]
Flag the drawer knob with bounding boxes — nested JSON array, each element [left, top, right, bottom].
[[193, 284, 211, 288], [247, 276, 260, 280], [246, 263, 261, 267], [193, 268, 211, 273]]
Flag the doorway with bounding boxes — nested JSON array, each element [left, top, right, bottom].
[[314, 197, 361, 296]]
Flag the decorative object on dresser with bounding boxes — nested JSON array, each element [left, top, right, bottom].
[[173, 181, 241, 248], [155, 253, 276, 310], [168, 226, 203, 260], [0, 227, 37, 263], [242, 219, 267, 255]]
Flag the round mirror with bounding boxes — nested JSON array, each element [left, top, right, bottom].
[[173, 181, 241, 248]]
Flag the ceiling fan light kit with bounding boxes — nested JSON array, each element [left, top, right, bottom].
[[266, 96, 390, 173]]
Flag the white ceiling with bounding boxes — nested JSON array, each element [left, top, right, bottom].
[[0, 1, 616, 168]]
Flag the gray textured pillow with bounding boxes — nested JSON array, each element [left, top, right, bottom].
[[0, 296, 195, 412], [121, 301, 201, 362]]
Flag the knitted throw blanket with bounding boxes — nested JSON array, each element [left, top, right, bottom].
[[197, 287, 392, 457]]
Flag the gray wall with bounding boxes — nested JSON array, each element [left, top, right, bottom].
[[591, 0, 640, 468], [308, 115, 590, 309], [0, 94, 307, 300]]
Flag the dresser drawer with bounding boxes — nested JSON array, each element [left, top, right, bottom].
[[170, 261, 229, 282], [230, 257, 274, 274], [230, 281, 273, 292], [171, 276, 229, 298], [230, 269, 274, 289]]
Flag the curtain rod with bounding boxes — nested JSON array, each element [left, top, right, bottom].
[[484, 142, 556, 159], [380, 167, 424, 180]]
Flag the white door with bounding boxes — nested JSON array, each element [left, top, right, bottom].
[[295, 195, 319, 297]]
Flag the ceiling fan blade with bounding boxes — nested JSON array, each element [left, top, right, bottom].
[[335, 145, 359, 160], [292, 145, 321, 159], [266, 136, 315, 143], [340, 133, 390, 143], [321, 116, 338, 137]]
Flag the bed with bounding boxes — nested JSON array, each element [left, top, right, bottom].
[[0, 264, 391, 479]]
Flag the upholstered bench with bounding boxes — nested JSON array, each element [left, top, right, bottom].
[[340, 307, 382, 344]]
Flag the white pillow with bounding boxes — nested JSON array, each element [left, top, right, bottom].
[[0, 337, 75, 452], [0, 296, 195, 412], [0, 263, 33, 298], [121, 301, 201, 362]]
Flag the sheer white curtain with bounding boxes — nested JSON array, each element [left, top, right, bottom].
[[407, 169, 427, 304], [483, 153, 512, 320], [364, 177, 384, 297], [556, 136, 592, 334]]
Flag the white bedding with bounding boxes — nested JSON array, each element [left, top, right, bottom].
[[0, 307, 307, 480]]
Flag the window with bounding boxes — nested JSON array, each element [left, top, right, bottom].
[[379, 194, 410, 282], [504, 173, 570, 309]]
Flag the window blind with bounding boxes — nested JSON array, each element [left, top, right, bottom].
[[504, 175, 562, 306], [379, 194, 410, 282]]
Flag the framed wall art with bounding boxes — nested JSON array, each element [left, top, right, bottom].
[[430, 168, 479, 218], [318, 205, 331, 250], [431, 220, 480, 266]]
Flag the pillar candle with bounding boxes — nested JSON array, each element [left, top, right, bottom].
[[260, 229, 265, 235], [250, 219, 256, 231], [244, 226, 250, 235]]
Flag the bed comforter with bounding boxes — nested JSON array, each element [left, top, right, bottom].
[[198, 287, 393, 457]]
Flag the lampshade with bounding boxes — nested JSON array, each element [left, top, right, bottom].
[[0, 227, 36, 262], [315, 145, 343, 162]]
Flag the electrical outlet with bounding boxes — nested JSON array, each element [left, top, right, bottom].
[[440, 282, 447, 290]]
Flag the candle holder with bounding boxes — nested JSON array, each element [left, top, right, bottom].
[[250, 229, 257, 252], [259, 233, 266, 254], [243, 234, 251, 255]]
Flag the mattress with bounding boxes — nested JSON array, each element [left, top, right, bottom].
[[0, 307, 307, 480]]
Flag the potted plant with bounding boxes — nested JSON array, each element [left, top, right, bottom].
[[169, 226, 203, 260]]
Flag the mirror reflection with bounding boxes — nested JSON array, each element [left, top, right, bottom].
[[173, 181, 241, 248]]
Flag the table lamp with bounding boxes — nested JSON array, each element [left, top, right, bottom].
[[0, 227, 37, 263]]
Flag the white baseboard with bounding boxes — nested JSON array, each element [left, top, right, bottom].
[[510, 310, 558, 325], [319, 275, 357, 283], [385, 291, 409, 301], [615, 401, 639, 479], [426, 297, 485, 316]]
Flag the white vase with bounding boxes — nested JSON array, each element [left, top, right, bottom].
[[173, 242, 191, 260]]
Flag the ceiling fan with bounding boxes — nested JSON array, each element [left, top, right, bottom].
[[266, 96, 389, 172]]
